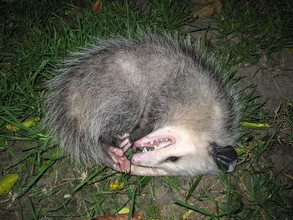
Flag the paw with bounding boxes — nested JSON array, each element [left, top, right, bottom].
[[108, 146, 130, 173]]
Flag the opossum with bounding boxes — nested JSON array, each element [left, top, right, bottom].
[[44, 34, 240, 176]]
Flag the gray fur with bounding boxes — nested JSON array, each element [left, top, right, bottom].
[[44, 34, 241, 176]]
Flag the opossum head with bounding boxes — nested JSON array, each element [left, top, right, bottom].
[[130, 126, 237, 176]]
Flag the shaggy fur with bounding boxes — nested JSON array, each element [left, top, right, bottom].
[[44, 34, 241, 176]]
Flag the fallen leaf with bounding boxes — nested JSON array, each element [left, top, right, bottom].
[[92, 211, 144, 220], [240, 121, 271, 129], [118, 207, 130, 214], [191, 0, 223, 18], [0, 173, 19, 195], [182, 209, 194, 220], [5, 116, 40, 132], [192, 6, 216, 18], [283, 173, 293, 181], [92, 1, 102, 13], [195, 0, 215, 5], [214, 0, 223, 11]]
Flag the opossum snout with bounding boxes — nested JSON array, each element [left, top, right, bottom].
[[129, 126, 220, 176], [210, 143, 238, 172]]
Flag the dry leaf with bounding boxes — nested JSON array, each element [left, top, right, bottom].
[[92, 1, 102, 13], [214, 0, 223, 11], [192, 6, 216, 18], [195, 0, 215, 5], [283, 173, 293, 181], [191, 0, 223, 18]]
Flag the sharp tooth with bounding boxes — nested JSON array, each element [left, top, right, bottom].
[[150, 141, 153, 145], [141, 143, 144, 147], [143, 147, 147, 152]]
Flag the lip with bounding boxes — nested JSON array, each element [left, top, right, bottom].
[[131, 135, 176, 166], [133, 135, 176, 151]]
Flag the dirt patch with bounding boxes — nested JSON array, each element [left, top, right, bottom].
[[237, 49, 293, 113], [237, 48, 293, 182]]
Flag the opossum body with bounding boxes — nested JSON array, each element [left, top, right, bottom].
[[45, 34, 240, 176]]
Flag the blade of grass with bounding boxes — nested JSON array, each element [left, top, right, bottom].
[[186, 175, 202, 201], [18, 153, 59, 198], [174, 199, 212, 216], [73, 166, 113, 193]]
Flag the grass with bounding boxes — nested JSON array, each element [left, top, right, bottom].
[[1, 0, 292, 219]]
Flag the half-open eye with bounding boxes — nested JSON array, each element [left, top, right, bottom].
[[165, 156, 181, 162]]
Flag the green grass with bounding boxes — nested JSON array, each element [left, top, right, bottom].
[[1, 0, 292, 219]]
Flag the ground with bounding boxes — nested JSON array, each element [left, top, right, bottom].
[[238, 49, 293, 186]]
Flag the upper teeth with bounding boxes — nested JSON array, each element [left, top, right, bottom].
[[138, 138, 173, 153]]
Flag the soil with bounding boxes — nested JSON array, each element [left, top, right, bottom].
[[237, 49, 293, 184]]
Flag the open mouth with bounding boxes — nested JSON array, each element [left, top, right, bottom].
[[130, 136, 176, 168], [133, 136, 176, 153]]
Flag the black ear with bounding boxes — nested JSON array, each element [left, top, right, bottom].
[[210, 143, 238, 172]]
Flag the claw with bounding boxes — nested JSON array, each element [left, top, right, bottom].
[[118, 133, 132, 152], [119, 133, 130, 139]]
